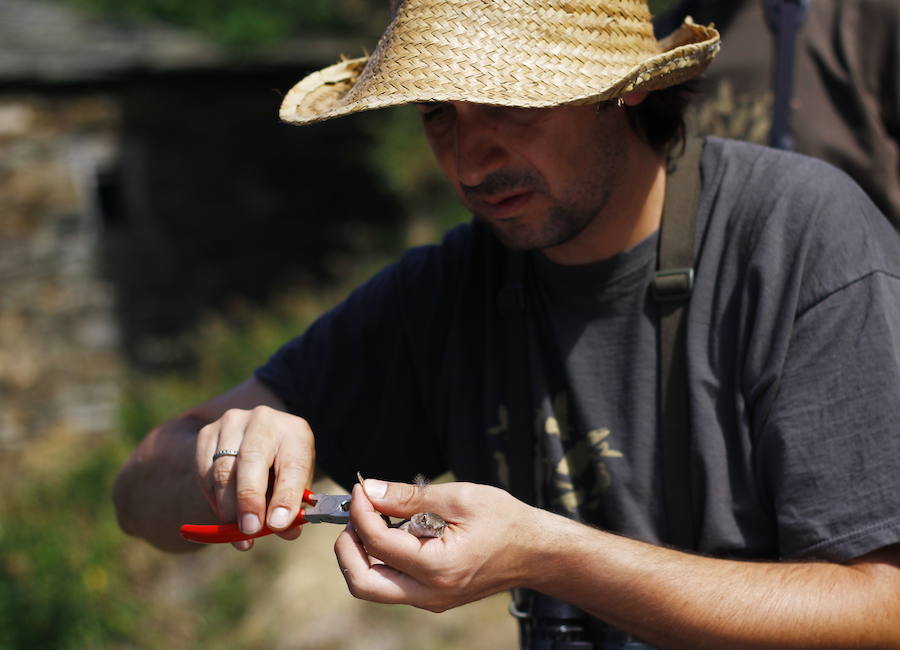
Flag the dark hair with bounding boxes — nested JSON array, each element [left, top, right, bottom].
[[624, 79, 699, 154]]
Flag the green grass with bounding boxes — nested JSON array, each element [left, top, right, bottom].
[[0, 440, 137, 649], [0, 278, 344, 648]]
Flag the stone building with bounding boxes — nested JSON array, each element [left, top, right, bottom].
[[0, 0, 399, 450]]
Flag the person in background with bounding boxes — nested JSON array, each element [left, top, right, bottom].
[[656, 0, 899, 226]]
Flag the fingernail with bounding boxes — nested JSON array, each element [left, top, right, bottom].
[[364, 479, 387, 499], [240, 513, 260, 535], [233, 540, 252, 552], [269, 507, 290, 529]]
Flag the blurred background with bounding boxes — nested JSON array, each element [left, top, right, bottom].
[[0, 0, 895, 648]]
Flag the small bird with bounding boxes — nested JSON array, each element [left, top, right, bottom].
[[399, 511, 446, 538], [357, 472, 447, 538]]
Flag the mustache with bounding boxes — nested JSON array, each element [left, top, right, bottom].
[[460, 169, 545, 203]]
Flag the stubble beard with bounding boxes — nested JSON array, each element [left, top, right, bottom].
[[477, 192, 611, 251], [465, 169, 615, 252]]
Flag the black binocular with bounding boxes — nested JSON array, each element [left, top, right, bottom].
[[510, 590, 657, 650]]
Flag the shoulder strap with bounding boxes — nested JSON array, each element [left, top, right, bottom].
[[653, 136, 704, 550]]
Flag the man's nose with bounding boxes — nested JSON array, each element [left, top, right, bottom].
[[453, 106, 508, 188]]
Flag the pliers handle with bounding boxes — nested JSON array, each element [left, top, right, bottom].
[[180, 490, 351, 544]]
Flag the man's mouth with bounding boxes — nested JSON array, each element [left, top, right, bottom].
[[472, 189, 536, 219], [461, 169, 546, 220]]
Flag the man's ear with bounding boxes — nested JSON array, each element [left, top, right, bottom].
[[623, 91, 649, 107]]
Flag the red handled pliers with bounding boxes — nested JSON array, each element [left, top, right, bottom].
[[180, 490, 351, 544]]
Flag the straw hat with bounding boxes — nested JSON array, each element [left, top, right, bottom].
[[280, 0, 720, 125]]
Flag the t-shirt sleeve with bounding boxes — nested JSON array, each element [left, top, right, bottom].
[[760, 272, 900, 561], [254, 227, 472, 491], [750, 163, 900, 562]]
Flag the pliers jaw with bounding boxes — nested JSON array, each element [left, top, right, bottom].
[[302, 493, 351, 524]]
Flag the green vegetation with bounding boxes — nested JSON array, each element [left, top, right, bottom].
[[0, 295, 329, 649], [118, 294, 340, 444], [50, 0, 383, 48], [0, 442, 135, 649], [649, 0, 680, 17]]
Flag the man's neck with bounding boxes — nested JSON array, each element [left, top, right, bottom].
[[542, 142, 667, 266]]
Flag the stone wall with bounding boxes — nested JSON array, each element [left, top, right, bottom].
[[0, 91, 122, 450], [0, 72, 409, 452]]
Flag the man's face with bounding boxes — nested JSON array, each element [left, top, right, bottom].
[[417, 101, 630, 253]]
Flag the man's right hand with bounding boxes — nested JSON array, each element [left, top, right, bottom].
[[113, 377, 316, 553], [195, 405, 316, 551]]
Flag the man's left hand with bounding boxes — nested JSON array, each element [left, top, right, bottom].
[[334, 479, 550, 612]]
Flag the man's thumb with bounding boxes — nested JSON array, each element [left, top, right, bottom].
[[358, 476, 423, 517]]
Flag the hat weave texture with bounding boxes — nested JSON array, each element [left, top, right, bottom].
[[280, 0, 720, 125]]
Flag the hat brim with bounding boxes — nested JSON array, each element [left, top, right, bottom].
[[280, 18, 720, 126]]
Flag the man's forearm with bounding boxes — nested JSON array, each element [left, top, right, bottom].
[[531, 512, 900, 649], [113, 416, 215, 552]]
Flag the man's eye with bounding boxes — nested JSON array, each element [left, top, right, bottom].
[[417, 103, 452, 127]]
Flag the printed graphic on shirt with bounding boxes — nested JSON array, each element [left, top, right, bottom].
[[486, 393, 623, 519], [544, 392, 623, 517]]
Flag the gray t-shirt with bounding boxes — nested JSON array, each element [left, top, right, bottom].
[[257, 137, 900, 562]]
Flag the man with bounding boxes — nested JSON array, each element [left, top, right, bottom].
[[114, 1, 900, 648]]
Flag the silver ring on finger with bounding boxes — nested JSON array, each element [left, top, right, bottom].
[[212, 448, 239, 462]]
